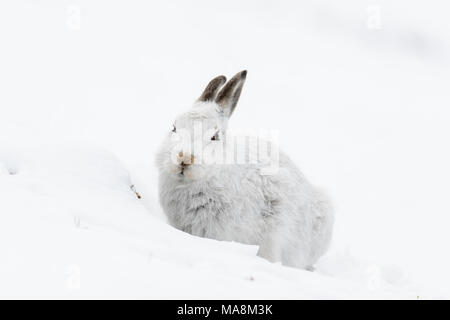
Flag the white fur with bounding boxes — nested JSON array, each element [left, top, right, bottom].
[[156, 101, 334, 269]]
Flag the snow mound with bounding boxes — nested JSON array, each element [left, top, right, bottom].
[[0, 145, 423, 299]]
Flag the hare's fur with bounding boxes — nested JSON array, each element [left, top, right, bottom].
[[156, 72, 333, 269]]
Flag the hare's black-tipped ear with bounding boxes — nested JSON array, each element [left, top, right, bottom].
[[216, 70, 247, 117], [198, 75, 227, 102]]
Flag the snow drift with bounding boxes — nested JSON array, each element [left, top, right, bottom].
[[0, 145, 423, 299]]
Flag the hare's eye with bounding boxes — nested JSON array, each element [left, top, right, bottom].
[[211, 131, 219, 141], [172, 125, 176, 133]]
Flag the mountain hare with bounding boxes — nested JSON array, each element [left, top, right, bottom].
[[156, 71, 333, 269]]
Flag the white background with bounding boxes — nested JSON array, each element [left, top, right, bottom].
[[1, 0, 449, 298]]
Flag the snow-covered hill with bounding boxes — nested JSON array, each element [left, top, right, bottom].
[[0, 145, 421, 299]]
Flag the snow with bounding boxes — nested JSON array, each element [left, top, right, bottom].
[[1, 0, 450, 299], [0, 145, 419, 299]]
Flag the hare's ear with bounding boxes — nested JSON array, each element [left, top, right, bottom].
[[198, 75, 227, 102], [215, 70, 247, 117]]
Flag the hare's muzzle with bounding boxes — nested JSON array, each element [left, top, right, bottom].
[[177, 151, 194, 167]]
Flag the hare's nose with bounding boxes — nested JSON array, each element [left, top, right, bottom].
[[177, 151, 194, 165]]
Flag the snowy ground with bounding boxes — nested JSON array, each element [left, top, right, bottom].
[[1, 1, 450, 299], [0, 145, 425, 299]]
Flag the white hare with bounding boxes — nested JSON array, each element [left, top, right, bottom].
[[156, 71, 333, 269]]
